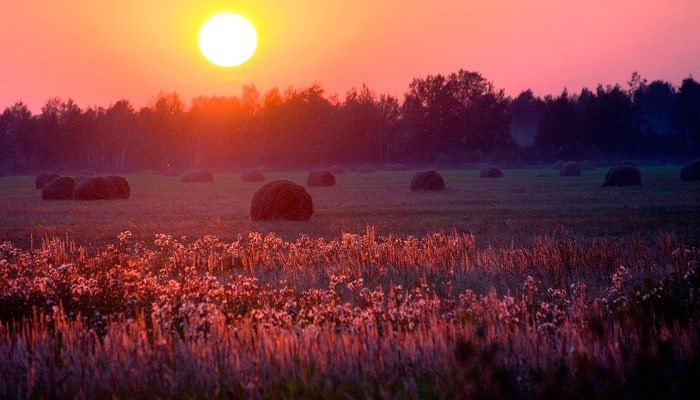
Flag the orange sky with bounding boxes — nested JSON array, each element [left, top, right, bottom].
[[2, 0, 699, 111]]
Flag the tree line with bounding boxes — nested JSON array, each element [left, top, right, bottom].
[[1, 70, 699, 172]]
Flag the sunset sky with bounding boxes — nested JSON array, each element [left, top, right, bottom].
[[2, 0, 699, 111]]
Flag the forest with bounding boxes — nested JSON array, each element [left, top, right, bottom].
[[1, 71, 699, 172]]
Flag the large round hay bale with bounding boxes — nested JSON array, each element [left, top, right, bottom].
[[410, 170, 445, 191], [42, 177, 76, 200], [329, 165, 346, 174], [35, 173, 59, 189], [241, 170, 265, 182], [480, 167, 503, 178], [180, 170, 214, 183], [74, 177, 116, 200], [357, 164, 376, 174], [106, 176, 131, 199], [680, 160, 700, 182], [559, 163, 582, 177], [580, 161, 597, 170], [250, 180, 314, 221], [307, 170, 335, 187], [602, 165, 642, 187]]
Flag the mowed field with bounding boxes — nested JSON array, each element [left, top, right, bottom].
[[1, 166, 699, 248]]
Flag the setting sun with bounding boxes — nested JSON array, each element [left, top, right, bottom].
[[198, 13, 257, 67]]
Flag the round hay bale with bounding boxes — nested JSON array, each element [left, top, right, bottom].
[[329, 165, 346, 174], [74, 175, 94, 186], [602, 165, 642, 187], [42, 177, 76, 200], [357, 164, 376, 174], [35, 173, 59, 189], [580, 161, 597, 170], [250, 180, 314, 221], [681, 160, 700, 182], [241, 170, 265, 182], [180, 170, 214, 183], [559, 163, 582, 177], [410, 170, 445, 191], [106, 176, 131, 199], [382, 163, 407, 171], [307, 170, 335, 187], [480, 167, 503, 178], [74, 177, 116, 200]]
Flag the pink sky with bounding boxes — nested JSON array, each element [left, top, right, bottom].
[[1, 0, 699, 111]]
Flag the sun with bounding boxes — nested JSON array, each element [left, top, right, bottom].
[[198, 13, 257, 67]]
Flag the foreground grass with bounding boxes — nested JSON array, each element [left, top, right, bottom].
[[1, 229, 699, 398], [0, 166, 699, 248]]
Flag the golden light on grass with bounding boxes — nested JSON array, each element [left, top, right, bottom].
[[198, 13, 257, 67]]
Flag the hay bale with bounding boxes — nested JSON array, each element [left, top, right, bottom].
[[559, 163, 582, 177], [180, 170, 214, 183], [106, 176, 131, 199], [382, 163, 407, 171], [410, 170, 445, 191], [74, 177, 116, 200], [307, 170, 335, 187], [35, 173, 59, 189], [602, 165, 642, 187], [329, 165, 346, 174], [42, 177, 76, 200], [250, 180, 314, 221], [680, 160, 700, 182], [580, 161, 597, 170], [74, 175, 94, 185], [357, 164, 376, 174], [480, 167, 503, 178], [241, 170, 265, 182]]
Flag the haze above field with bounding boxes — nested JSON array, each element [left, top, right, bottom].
[[1, 0, 699, 110]]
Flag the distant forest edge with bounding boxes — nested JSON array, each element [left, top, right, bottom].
[[1, 71, 699, 172]]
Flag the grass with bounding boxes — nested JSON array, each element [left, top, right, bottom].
[[0, 166, 698, 248]]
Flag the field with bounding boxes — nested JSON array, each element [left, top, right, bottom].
[[1, 166, 700, 399], [1, 166, 699, 248]]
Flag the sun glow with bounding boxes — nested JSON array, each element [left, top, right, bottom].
[[198, 13, 257, 67]]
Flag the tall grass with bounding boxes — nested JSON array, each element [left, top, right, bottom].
[[1, 228, 699, 398]]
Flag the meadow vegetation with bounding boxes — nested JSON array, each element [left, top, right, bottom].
[[0, 167, 699, 398]]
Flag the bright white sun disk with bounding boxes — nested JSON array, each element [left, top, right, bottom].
[[198, 13, 257, 67]]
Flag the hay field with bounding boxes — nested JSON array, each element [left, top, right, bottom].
[[0, 166, 698, 248]]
